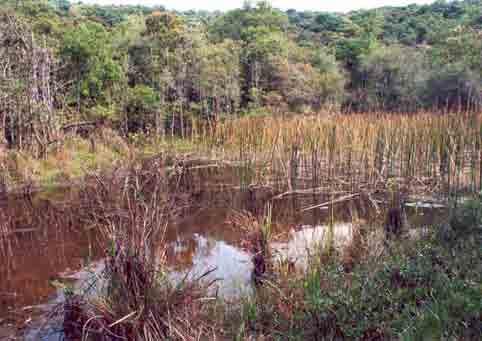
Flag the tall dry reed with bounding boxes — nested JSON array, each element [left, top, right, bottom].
[[189, 112, 482, 197]]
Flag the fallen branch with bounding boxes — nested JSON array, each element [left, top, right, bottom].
[[301, 193, 360, 212], [61, 121, 97, 132]]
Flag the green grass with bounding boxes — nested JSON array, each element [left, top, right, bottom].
[[0, 131, 204, 191]]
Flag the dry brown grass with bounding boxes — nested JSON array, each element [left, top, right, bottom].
[[60, 160, 217, 341], [189, 112, 482, 196], [229, 204, 273, 286]]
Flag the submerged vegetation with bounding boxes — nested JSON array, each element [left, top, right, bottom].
[[195, 113, 482, 195], [2, 112, 481, 199]]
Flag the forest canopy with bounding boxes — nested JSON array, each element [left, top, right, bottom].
[[0, 0, 481, 148]]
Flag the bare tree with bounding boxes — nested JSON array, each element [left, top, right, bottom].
[[0, 11, 58, 156]]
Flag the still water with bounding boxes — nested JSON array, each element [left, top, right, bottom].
[[0, 175, 446, 339]]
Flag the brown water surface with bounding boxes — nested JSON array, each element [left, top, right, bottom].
[[0, 167, 447, 339]]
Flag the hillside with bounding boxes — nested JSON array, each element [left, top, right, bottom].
[[0, 0, 481, 152]]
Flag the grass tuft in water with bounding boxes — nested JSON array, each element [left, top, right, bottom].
[[61, 165, 215, 341]]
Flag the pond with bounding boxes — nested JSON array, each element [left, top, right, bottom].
[[0, 167, 448, 339]]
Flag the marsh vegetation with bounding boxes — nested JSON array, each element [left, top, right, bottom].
[[1, 150, 481, 340], [0, 0, 481, 340]]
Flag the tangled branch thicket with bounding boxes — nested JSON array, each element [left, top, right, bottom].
[[0, 11, 59, 156]]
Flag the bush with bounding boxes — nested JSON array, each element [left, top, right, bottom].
[[425, 63, 482, 111], [124, 85, 160, 133], [359, 45, 428, 111]]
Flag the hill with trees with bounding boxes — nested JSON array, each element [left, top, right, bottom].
[[0, 0, 481, 151]]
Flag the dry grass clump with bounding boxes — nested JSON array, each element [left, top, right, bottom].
[[61, 162, 215, 341], [63, 247, 212, 341], [0, 127, 131, 191], [229, 204, 274, 285], [0, 210, 14, 260]]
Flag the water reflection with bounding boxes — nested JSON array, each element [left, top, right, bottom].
[[0, 193, 101, 321], [272, 223, 354, 270], [168, 234, 253, 298], [0, 175, 448, 339], [23, 261, 105, 341]]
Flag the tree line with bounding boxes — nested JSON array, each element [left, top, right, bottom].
[[0, 0, 481, 151]]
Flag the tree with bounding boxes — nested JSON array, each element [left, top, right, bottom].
[[427, 25, 482, 110], [425, 63, 482, 111], [266, 50, 345, 112], [60, 21, 122, 111], [313, 13, 348, 33], [49, 0, 70, 13], [359, 45, 428, 111], [208, 2, 290, 108], [0, 11, 57, 154], [209, 1, 288, 42], [141, 11, 187, 136], [123, 85, 159, 133], [196, 40, 241, 119]]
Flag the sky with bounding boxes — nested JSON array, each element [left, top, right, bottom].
[[82, 0, 436, 13]]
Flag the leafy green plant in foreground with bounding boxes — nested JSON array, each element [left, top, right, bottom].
[[232, 197, 482, 340]]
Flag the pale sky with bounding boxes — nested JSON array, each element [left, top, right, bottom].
[[81, 0, 435, 12]]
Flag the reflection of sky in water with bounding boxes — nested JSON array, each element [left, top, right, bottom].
[[8, 178, 448, 340], [404, 201, 445, 208], [26, 235, 254, 339], [26, 224, 355, 339], [169, 234, 253, 298], [272, 223, 354, 270], [25, 261, 105, 341]]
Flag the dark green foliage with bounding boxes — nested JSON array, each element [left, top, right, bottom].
[[287, 0, 482, 111], [124, 85, 160, 133], [210, 1, 289, 42], [359, 45, 428, 111], [312, 13, 350, 33], [76, 4, 160, 27], [60, 21, 123, 109], [48, 0, 70, 14], [425, 63, 482, 111], [450, 193, 482, 234]]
